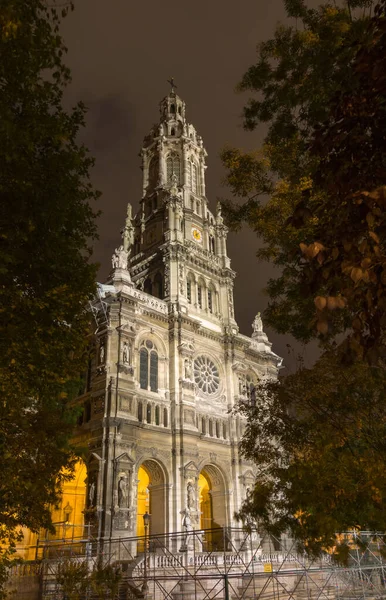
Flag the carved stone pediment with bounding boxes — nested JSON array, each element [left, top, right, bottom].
[[181, 460, 199, 480], [115, 452, 135, 467], [178, 341, 195, 357], [232, 361, 247, 372]]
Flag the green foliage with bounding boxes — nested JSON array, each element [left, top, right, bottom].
[[56, 560, 122, 600], [89, 562, 122, 599], [223, 0, 386, 552], [0, 0, 99, 589], [237, 353, 386, 557], [56, 560, 89, 600]]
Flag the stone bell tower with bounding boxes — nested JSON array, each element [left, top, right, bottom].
[[74, 84, 281, 550], [127, 83, 237, 332]]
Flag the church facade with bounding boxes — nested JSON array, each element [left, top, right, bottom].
[[69, 87, 281, 548]]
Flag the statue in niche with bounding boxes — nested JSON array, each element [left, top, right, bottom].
[[184, 359, 192, 381], [170, 173, 178, 196], [99, 344, 105, 365], [112, 246, 128, 270], [89, 482, 96, 507], [118, 476, 129, 508], [122, 342, 130, 365], [252, 312, 263, 334], [181, 508, 193, 549], [216, 201, 224, 225], [187, 481, 196, 510], [123, 204, 135, 253]]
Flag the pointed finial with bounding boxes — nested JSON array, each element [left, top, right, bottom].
[[167, 77, 177, 93]]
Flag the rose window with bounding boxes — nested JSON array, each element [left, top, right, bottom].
[[194, 356, 220, 394]]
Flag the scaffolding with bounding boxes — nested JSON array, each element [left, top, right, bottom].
[[7, 529, 386, 600]]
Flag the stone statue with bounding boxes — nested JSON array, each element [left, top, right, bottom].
[[182, 509, 192, 531], [184, 359, 192, 381], [123, 204, 135, 253], [99, 344, 105, 365], [122, 342, 130, 364], [216, 201, 224, 225], [118, 476, 129, 508], [187, 482, 196, 510], [89, 482, 95, 507], [112, 246, 128, 270], [252, 312, 263, 334], [170, 173, 178, 196]]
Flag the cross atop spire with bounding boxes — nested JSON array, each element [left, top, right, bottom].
[[167, 77, 177, 93]]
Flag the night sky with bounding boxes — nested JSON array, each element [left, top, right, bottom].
[[61, 0, 319, 372]]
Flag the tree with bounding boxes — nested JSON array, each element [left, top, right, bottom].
[[0, 0, 99, 585], [222, 0, 386, 554], [238, 354, 386, 558]]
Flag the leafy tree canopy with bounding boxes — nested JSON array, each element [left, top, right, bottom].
[[222, 0, 386, 555], [0, 0, 99, 583]]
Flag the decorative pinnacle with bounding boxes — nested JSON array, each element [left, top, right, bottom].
[[167, 77, 177, 93]]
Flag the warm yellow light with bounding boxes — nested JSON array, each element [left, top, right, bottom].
[[137, 466, 150, 537], [198, 472, 212, 530]]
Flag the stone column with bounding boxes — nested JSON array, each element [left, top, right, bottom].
[[142, 150, 148, 196], [158, 140, 165, 186], [200, 161, 206, 197]]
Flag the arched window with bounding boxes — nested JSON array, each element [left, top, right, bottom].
[[171, 128, 175, 136], [138, 402, 143, 422], [139, 341, 159, 393], [178, 106, 182, 115], [208, 289, 213, 313], [144, 278, 152, 295], [155, 405, 160, 425], [163, 408, 168, 427], [187, 280, 192, 304], [166, 154, 181, 183], [150, 351, 158, 392], [216, 421, 220, 438], [170, 103, 176, 114], [202, 417, 206, 434], [197, 285, 202, 309], [148, 156, 158, 188], [209, 420, 213, 437], [209, 235, 215, 253], [223, 423, 227, 439], [146, 403, 152, 423], [139, 348, 148, 390], [153, 272, 163, 299]]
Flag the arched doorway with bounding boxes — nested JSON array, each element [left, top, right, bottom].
[[199, 465, 227, 551], [136, 460, 167, 538]]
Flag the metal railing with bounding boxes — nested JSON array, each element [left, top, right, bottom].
[[6, 529, 386, 600]]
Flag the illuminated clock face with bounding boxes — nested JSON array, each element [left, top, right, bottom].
[[191, 227, 202, 243]]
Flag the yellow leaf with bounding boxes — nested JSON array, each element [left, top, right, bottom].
[[317, 320, 328, 334], [351, 267, 363, 283], [336, 296, 347, 309], [314, 296, 327, 310], [366, 212, 375, 228], [361, 258, 372, 269]]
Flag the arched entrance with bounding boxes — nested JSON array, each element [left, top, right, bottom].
[[136, 459, 167, 538], [199, 465, 227, 551]]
